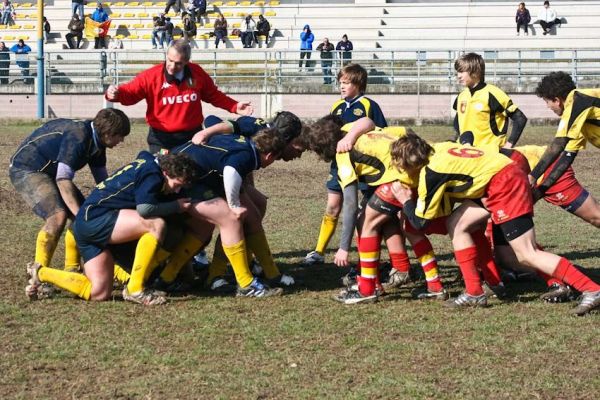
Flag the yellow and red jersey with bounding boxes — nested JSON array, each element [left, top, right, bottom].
[[335, 126, 417, 189], [414, 142, 511, 220], [555, 88, 600, 151]]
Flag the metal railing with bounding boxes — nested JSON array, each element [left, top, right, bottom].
[[2, 48, 600, 94]]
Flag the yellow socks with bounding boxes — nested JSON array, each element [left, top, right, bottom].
[[127, 233, 160, 294], [35, 230, 58, 268], [160, 234, 204, 283], [113, 263, 131, 285], [64, 228, 81, 272], [315, 214, 338, 254], [38, 267, 92, 300], [207, 236, 229, 283], [246, 231, 279, 279], [223, 239, 253, 288]]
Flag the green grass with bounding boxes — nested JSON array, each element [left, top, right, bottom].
[[1, 123, 599, 399]]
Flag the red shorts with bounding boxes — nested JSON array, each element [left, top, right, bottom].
[[510, 150, 531, 174], [483, 162, 534, 225], [404, 216, 449, 236], [541, 160, 587, 208]]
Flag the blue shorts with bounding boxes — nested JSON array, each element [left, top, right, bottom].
[[326, 160, 370, 193], [184, 179, 225, 203], [10, 167, 66, 219], [73, 210, 119, 263]]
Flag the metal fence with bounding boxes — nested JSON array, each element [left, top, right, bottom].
[[2, 48, 600, 94]]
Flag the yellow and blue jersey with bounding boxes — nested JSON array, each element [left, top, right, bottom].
[[330, 95, 388, 127], [9, 119, 106, 175], [554, 88, 600, 151], [172, 134, 261, 184], [80, 151, 172, 221]]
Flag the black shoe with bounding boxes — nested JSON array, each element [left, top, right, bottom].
[[540, 283, 576, 303]]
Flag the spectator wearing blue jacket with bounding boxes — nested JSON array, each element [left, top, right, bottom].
[[92, 2, 110, 49], [10, 39, 32, 84], [299, 24, 314, 70]]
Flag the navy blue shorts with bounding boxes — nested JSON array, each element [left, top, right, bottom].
[[73, 210, 119, 263], [184, 178, 226, 203], [326, 160, 369, 193]]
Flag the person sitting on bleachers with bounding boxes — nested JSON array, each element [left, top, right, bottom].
[[43, 17, 51, 44], [66, 14, 84, 49], [187, 0, 206, 24], [1, 0, 15, 26], [256, 14, 270, 47], [165, 17, 174, 47], [182, 11, 197, 41], [241, 15, 256, 48], [151, 14, 167, 49], [164, 0, 183, 16], [214, 13, 227, 49], [536, 0, 561, 35]]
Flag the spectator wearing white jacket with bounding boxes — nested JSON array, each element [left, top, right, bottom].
[[537, 1, 560, 35]]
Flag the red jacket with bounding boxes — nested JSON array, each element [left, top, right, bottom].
[[109, 63, 238, 133]]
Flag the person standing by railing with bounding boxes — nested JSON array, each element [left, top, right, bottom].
[[10, 39, 31, 84], [299, 24, 314, 71], [336, 34, 353, 66], [104, 39, 254, 153], [316, 37, 334, 84], [0, 41, 9, 84]]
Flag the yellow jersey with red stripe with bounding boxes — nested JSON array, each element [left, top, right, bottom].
[[336, 126, 417, 189], [555, 89, 600, 151], [414, 142, 512, 220], [453, 83, 519, 147]]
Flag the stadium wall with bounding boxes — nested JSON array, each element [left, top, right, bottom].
[[0, 93, 556, 123]]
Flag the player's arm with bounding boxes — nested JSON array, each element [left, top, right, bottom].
[[504, 108, 527, 148], [452, 114, 460, 141], [55, 163, 82, 216], [136, 174, 191, 216], [90, 166, 108, 184], [336, 117, 375, 153], [192, 120, 234, 145], [533, 150, 577, 201], [369, 101, 388, 128], [222, 165, 248, 219], [529, 137, 570, 184], [104, 73, 148, 105], [391, 182, 430, 230], [335, 181, 359, 267]]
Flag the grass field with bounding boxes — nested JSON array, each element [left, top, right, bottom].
[[0, 122, 599, 400]]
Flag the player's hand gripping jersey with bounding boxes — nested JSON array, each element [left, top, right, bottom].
[[453, 83, 519, 147], [414, 142, 511, 220], [336, 126, 417, 189]]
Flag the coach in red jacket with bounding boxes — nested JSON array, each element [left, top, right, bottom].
[[105, 39, 253, 153]]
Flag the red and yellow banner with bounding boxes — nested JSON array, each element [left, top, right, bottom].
[[85, 18, 112, 38]]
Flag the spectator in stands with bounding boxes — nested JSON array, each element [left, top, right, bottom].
[[0, 41, 9, 84], [214, 13, 227, 49], [515, 3, 531, 36], [1, 0, 15, 26], [181, 11, 197, 41], [256, 14, 270, 47], [43, 17, 51, 44], [104, 39, 254, 153], [165, 17, 175, 47], [537, 1, 560, 35], [10, 39, 31, 84], [316, 37, 334, 84], [299, 24, 314, 70], [152, 14, 167, 49], [241, 15, 256, 48], [71, 0, 84, 20], [66, 13, 84, 49], [165, 0, 183, 15], [187, 0, 206, 24], [336, 34, 353, 66], [92, 2, 110, 49]]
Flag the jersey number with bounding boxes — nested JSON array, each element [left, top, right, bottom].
[[448, 147, 484, 158]]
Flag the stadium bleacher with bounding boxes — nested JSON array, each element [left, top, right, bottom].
[[0, 1, 598, 51]]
